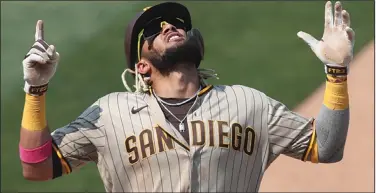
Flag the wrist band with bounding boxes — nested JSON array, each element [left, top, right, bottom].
[[326, 74, 347, 83], [21, 93, 47, 131], [325, 65, 348, 76], [19, 140, 52, 164], [24, 82, 48, 96], [323, 78, 349, 110]]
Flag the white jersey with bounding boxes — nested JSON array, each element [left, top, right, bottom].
[[51, 84, 314, 192]]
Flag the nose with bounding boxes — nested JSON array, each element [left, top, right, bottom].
[[161, 23, 177, 35]]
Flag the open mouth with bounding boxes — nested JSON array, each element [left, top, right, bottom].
[[166, 32, 184, 42]]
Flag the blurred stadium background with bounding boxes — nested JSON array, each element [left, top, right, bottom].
[[1, 1, 374, 192]]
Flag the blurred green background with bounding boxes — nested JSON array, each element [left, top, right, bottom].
[[1, 1, 374, 192]]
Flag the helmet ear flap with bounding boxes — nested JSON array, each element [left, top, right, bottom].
[[187, 28, 204, 66]]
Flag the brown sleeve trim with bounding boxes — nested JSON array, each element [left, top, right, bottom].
[[301, 119, 316, 161], [51, 146, 62, 179], [51, 140, 72, 174]]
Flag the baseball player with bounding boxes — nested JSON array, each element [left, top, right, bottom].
[[19, 1, 354, 192]]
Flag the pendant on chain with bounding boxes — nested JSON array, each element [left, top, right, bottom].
[[179, 123, 185, 132]]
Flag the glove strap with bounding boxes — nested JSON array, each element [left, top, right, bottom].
[[24, 82, 48, 96], [325, 65, 348, 76]]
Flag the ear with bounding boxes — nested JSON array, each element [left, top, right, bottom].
[[135, 60, 151, 75]]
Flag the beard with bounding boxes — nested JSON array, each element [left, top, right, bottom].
[[143, 35, 203, 76]]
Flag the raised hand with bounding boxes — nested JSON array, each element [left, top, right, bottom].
[[297, 1, 355, 75], [23, 20, 60, 95]]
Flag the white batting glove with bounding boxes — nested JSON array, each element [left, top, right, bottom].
[[23, 20, 60, 95], [297, 1, 355, 76]]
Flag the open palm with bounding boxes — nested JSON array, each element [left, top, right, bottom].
[[298, 1, 355, 68]]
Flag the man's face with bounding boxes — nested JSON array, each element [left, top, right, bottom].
[[150, 21, 187, 54], [139, 17, 203, 75]]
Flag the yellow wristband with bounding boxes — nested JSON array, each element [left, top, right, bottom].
[[21, 93, 47, 131], [323, 75, 349, 110]]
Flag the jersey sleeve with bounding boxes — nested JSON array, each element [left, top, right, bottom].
[[50, 101, 105, 175], [266, 96, 314, 166]]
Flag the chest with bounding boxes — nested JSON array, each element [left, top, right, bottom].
[[98, 90, 269, 165], [101, 106, 268, 166]]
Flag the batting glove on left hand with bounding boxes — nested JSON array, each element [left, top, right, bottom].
[[297, 1, 355, 76], [23, 20, 60, 95]]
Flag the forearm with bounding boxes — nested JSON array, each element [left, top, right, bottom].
[[314, 75, 349, 163], [18, 20, 64, 180], [19, 93, 53, 180]]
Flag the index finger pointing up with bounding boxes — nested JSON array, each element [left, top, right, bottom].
[[35, 20, 44, 41]]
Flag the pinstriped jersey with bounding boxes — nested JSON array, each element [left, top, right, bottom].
[[51, 84, 314, 192]]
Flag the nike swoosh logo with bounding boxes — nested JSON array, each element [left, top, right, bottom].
[[131, 105, 148, 114]]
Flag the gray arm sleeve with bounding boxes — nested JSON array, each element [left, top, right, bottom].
[[314, 105, 350, 163]]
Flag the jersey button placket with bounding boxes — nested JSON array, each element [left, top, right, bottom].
[[190, 148, 202, 192]]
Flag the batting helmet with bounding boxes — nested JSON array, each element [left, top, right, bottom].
[[124, 2, 204, 71]]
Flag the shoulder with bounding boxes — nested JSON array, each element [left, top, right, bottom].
[[212, 84, 270, 107], [95, 92, 148, 105], [213, 84, 267, 97]]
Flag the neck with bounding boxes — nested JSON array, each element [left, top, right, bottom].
[[152, 64, 200, 99]]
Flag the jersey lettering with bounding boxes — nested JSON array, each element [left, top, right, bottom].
[[218, 120, 230, 148], [191, 120, 205, 146], [139, 129, 155, 159], [52, 85, 313, 192], [125, 135, 139, 164], [189, 120, 256, 156], [125, 126, 176, 165], [231, 123, 242, 151], [244, 127, 256, 155]]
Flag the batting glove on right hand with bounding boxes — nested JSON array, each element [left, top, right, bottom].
[[23, 20, 60, 95], [297, 1, 355, 76]]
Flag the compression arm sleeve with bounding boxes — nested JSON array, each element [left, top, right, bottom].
[[306, 75, 349, 163]]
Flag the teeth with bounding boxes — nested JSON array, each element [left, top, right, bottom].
[[169, 35, 180, 42]]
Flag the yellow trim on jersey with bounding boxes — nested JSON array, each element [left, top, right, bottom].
[[52, 143, 72, 174], [198, 85, 213, 96], [302, 120, 319, 163], [21, 93, 47, 131], [303, 129, 316, 162], [310, 139, 319, 163], [323, 75, 349, 110]]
